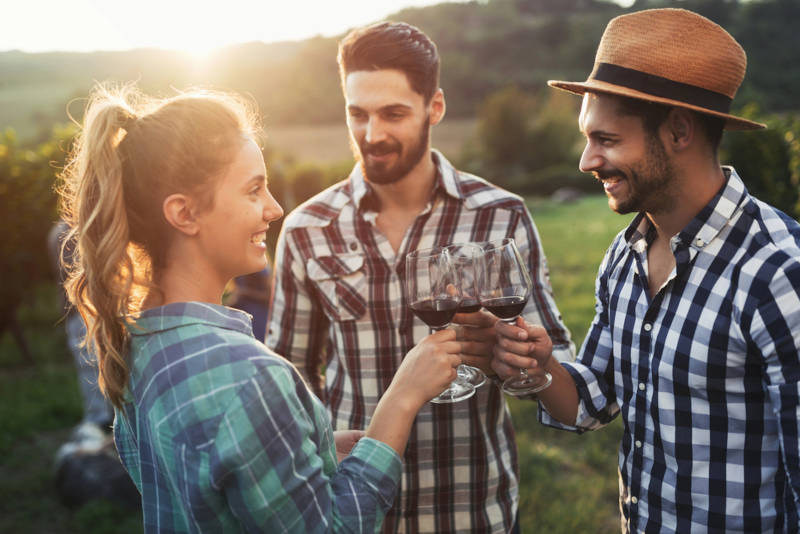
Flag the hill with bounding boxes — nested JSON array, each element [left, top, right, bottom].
[[1, 0, 799, 141]]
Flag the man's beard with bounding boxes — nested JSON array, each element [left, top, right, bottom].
[[353, 117, 430, 185], [599, 133, 676, 215]]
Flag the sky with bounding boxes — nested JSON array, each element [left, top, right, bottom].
[[4, 0, 637, 56], [1, 0, 476, 55]]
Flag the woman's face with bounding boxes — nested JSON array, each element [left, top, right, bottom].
[[196, 138, 283, 284]]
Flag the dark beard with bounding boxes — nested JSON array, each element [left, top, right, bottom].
[[355, 117, 430, 185], [606, 133, 675, 215]]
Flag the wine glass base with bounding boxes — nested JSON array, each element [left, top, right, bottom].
[[501, 372, 553, 396], [458, 365, 487, 388], [430, 377, 476, 404]]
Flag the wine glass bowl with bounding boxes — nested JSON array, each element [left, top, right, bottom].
[[478, 238, 552, 396], [405, 247, 475, 403]]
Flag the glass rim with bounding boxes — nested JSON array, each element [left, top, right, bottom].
[[480, 237, 516, 251], [406, 245, 448, 261]]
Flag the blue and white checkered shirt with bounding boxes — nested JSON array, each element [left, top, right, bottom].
[[541, 168, 800, 533]]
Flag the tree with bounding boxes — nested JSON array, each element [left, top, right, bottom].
[[0, 125, 73, 362]]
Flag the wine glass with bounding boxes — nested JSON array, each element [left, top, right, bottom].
[[406, 246, 476, 403], [445, 243, 488, 388], [478, 238, 552, 396]]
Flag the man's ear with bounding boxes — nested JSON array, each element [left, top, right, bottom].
[[162, 193, 199, 236], [429, 88, 446, 126], [662, 108, 694, 152]]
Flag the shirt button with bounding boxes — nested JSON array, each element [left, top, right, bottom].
[[349, 242, 358, 251], [643, 323, 652, 332], [638, 382, 645, 391], [695, 237, 704, 247], [635, 440, 642, 448], [631, 496, 638, 504]]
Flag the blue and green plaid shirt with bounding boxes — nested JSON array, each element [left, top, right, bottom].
[[114, 302, 402, 533]]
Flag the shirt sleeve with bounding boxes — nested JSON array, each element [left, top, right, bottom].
[[212, 364, 402, 533], [267, 225, 329, 398], [539, 242, 621, 432], [750, 259, 800, 506], [514, 210, 576, 363]]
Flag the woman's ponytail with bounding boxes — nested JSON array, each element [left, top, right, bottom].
[[61, 87, 141, 409]]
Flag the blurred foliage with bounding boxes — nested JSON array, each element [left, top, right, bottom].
[[721, 105, 800, 218], [460, 86, 587, 195], [0, 125, 74, 326], [3, 0, 800, 141]]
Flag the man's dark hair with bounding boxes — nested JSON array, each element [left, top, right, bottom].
[[615, 95, 725, 153], [337, 21, 440, 103]]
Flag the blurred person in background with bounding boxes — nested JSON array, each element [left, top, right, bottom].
[[492, 9, 800, 533], [227, 266, 271, 342], [268, 21, 574, 533], [48, 219, 138, 509], [59, 82, 463, 532]]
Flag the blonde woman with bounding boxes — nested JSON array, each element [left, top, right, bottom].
[[59, 84, 462, 533]]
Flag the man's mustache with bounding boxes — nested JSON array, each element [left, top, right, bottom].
[[361, 141, 401, 156]]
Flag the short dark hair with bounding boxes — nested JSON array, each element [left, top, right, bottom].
[[337, 21, 440, 102], [615, 95, 725, 152]]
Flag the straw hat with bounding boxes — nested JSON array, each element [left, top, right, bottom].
[[548, 8, 765, 130]]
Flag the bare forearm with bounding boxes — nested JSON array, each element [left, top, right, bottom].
[[537, 358, 580, 425], [365, 389, 421, 456]]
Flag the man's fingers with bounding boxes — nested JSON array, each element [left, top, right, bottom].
[[460, 339, 493, 356], [495, 333, 534, 357], [495, 319, 529, 341], [493, 346, 537, 371], [453, 310, 497, 328]]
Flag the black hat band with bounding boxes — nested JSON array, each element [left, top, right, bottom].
[[593, 63, 733, 114]]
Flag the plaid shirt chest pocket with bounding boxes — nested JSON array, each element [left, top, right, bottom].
[[306, 254, 368, 321]]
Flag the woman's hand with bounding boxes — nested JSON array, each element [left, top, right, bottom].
[[388, 329, 462, 409]]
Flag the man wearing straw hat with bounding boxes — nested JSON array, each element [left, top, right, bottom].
[[492, 8, 800, 533]]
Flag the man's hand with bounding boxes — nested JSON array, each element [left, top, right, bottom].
[[333, 429, 365, 463], [451, 310, 499, 376], [491, 317, 553, 380]]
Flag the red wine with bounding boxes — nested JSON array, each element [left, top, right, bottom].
[[410, 298, 460, 328], [457, 299, 482, 314], [481, 296, 527, 320]]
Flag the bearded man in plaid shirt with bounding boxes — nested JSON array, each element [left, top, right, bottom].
[[494, 9, 800, 533], [267, 21, 574, 533]]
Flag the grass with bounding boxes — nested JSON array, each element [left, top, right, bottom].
[[0, 194, 631, 533], [510, 194, 634, 533]]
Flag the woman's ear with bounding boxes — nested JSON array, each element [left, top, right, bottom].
[[163, 194, 199, 236]]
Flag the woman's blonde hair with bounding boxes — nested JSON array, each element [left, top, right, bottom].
[[59, 83, 259, 408]]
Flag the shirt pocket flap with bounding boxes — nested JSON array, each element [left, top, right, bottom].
[[306, 254, 367, 321], [307, 254, 365, 280]]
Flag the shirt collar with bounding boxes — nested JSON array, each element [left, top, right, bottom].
[[624, 166, 749, 253], [127, 301, 254, 337], [349, 149, 466, 211]]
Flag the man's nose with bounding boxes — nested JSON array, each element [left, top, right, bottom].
[[579, 142, 602, 173], [365, 117, 387, 145]]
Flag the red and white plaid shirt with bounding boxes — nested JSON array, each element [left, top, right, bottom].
[[267, 150, 574, 533]]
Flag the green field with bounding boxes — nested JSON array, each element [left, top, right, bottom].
[[0, 194, 631, 533]]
